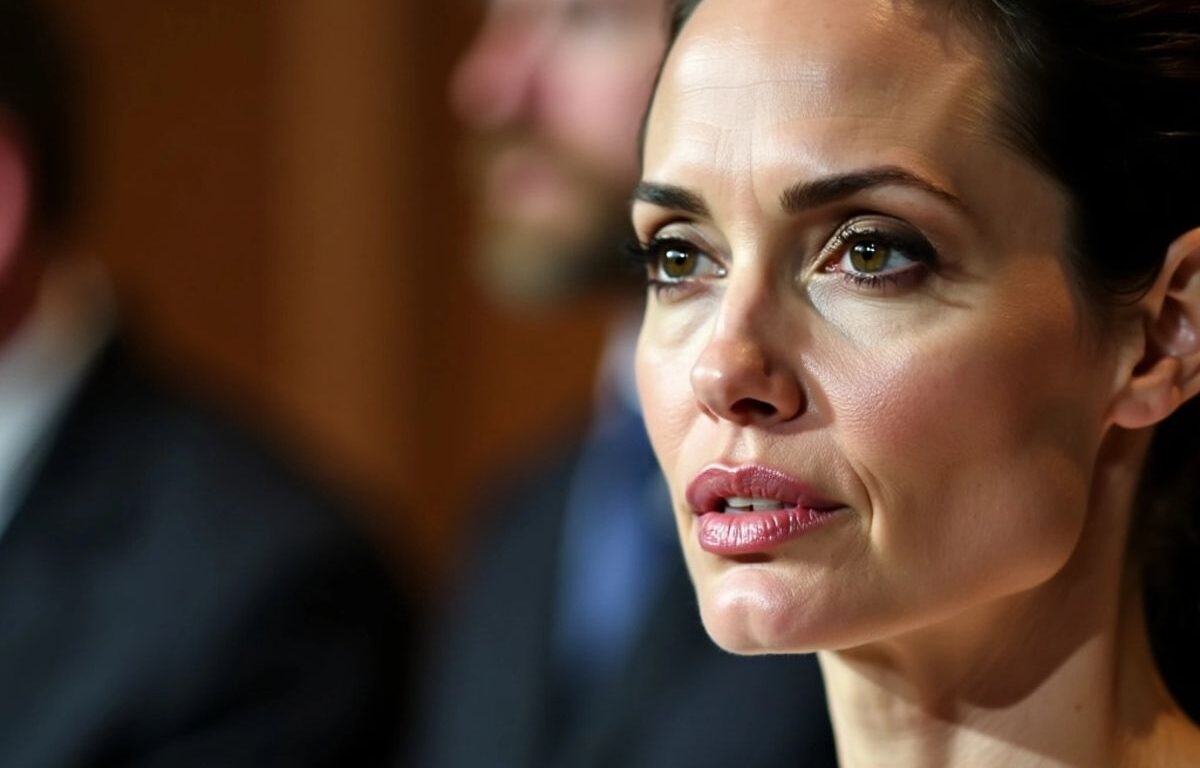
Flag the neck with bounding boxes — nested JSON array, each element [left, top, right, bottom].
[[819, 428, 1199, 767]]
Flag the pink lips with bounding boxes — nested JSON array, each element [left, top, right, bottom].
[[686, 465, 845, 555]]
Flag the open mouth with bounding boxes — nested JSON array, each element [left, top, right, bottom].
[[686, 465, 845, 555]]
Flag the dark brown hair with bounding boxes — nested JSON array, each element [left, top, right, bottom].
[[662, 0, 1200, 720]]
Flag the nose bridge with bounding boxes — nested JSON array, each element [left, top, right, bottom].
[[450, 5, 557, 129], [690, 272, 805, 426], [714, 274, 773, 351]]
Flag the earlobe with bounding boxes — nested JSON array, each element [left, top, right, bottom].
[[1111, 227, 1200, 429]]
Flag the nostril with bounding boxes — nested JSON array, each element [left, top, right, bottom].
[[729, 398, 778, 419], [690, 339, 805, 425]]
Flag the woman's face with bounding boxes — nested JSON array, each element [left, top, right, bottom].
[[634, 0, 1127, 653]]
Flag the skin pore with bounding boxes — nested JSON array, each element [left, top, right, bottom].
[[633, 0, 1200, 765]]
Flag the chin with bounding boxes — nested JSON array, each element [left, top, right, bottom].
[[693, 562, 832, 655]]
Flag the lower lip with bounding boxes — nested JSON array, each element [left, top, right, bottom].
[[696, 507, 842, 555]]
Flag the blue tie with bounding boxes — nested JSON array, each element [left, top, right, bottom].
[[552, 398, 673, 698]]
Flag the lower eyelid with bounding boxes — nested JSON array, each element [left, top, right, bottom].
[[838, 262, 928, 291]]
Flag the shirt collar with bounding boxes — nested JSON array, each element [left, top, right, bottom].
[[0, 257, 114, 534]]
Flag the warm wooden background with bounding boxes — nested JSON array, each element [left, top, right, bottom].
[[46, 0, 614, 590]]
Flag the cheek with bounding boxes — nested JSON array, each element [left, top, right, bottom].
[[816, 292, 1106, 606], [635, 327, 696, 477]]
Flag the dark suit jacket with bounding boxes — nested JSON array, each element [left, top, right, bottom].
[[415, 444, 837, 768], [0, 344, 411, 768]]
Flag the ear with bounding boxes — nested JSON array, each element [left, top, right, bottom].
[[0, 116, 32, 275], [1111, 227, 1200, 429]]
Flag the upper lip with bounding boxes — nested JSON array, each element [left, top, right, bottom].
[[686, 465, 843, 514]]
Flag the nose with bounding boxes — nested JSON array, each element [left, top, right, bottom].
[[449, 6, 550, 131], [690, 305, 806, 427]]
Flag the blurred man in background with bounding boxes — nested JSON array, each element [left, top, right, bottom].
[[415, 0, 836, 766], [0, 3, 411, 765]]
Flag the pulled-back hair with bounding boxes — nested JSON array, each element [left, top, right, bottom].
[[664, 0, 1200, 720], [0, 0, 78, 232]]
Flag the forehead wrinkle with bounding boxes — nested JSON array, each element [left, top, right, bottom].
[[670, 42, 835, 126], [657, 49, 835, 218], [672, 42, 834, 94]]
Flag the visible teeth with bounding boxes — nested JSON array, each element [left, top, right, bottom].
[[723, 496, 786, 512]]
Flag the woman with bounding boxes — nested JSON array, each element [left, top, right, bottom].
[[631, 0, 1200, 764]]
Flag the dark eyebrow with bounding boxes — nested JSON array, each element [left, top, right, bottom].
[[632, 182, 711, 217], [781, 166, 965, 214], [632, 166, 965, 220]]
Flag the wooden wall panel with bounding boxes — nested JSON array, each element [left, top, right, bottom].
[[51, 0, 277, 401], [270, 0, 416, 552]]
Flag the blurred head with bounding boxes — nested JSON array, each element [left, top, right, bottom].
[[0, 0, 77, 338], [451, 0, 669, 306], [633, 0, 1200, 658]]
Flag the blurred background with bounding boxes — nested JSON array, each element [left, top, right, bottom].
[[45, 0, 614, 590]]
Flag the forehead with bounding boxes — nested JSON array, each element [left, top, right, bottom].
[[645, 0, 998, 189]]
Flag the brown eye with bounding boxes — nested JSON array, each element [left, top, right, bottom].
[[848, 240, 888, 273], [662, 245, 698, 278], [640, 236, 725, 296], [828, 222, 936, 286]]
